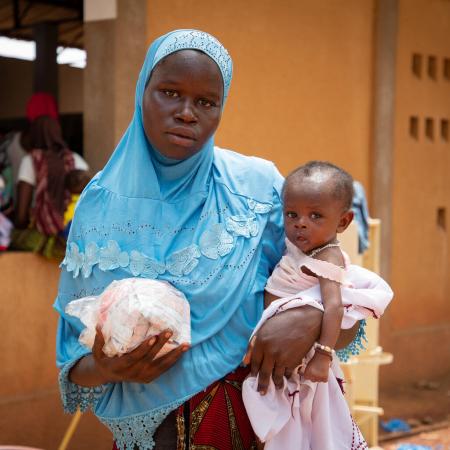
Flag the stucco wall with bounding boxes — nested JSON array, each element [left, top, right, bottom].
[[379, 0, 450, 387], [0, 253, 110, 449], [147, 0, 375, 190]]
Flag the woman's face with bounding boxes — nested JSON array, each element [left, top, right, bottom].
[[143, 50, 224, 160]]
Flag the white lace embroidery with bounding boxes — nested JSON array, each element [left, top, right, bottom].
[[100, 400, 184, 450], [61, 199, 272, 280]]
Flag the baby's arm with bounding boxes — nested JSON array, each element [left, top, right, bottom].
[[264, 291, 280, 309], [303, 247, 344, 382]]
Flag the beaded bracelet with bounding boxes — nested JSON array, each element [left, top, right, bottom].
[[313, 342, 335, 359]]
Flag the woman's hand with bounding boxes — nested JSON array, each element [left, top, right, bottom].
[[69, 328, 189, 387], [93, 327, 189, 384], [246, 306, 322, 394], [245, 306, 360, 394]]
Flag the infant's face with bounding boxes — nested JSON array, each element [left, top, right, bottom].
[[283, 178, 348, 253]]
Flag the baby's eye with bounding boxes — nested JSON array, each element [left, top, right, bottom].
[[286, 211, 297, 219], [310, 212, 322, 219], [198, 98, 216, 108], [163, 90, 179, 98]]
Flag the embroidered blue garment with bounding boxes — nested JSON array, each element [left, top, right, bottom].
[[54, 29, 285, 450]]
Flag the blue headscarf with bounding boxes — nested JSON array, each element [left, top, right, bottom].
[[55, 30, 284, 450]]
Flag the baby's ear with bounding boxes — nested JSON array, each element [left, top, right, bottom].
[[337, 210, 354, 233]]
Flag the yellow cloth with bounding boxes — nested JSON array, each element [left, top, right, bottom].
[[64, 194, 80, 226]]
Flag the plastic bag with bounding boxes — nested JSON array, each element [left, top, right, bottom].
[[66, 278, 191, 357]]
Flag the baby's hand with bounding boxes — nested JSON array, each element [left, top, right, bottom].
[[303, 352, 330, 383]]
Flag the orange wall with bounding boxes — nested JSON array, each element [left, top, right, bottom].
[[0, 253, 110, 449], [147, 0, 375, 189], [380, 0, 450, 386]]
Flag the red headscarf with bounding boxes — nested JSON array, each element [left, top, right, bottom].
[[26, 92, 59, 122]]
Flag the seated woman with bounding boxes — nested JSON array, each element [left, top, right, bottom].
[[55, 29, 388, 450], [12, 116, 88, 258]]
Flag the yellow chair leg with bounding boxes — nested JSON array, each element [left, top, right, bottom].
[[58, 409, 82, 450]]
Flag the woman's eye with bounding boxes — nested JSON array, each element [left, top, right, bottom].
[[286, 211, 297, 219], [198, 98, 215, 108], [163, 90, 178, 98]]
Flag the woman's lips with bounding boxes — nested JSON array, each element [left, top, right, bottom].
[[166, 133, 196, 147], [166, 129, 197, 148]]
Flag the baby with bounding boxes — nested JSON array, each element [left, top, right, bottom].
[[243, 161, 393, 449], [66, 277, 191, 358], [266, 160, 357, 381]]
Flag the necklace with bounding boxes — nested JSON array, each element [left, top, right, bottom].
[[307, 241, 340, 258]]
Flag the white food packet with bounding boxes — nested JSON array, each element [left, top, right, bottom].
[[65, 278, 191, 357]]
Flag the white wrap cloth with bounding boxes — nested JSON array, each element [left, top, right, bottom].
[[65, 278, 191, 357], [265, 238, 392, 328], [243, 240, 393, 449]]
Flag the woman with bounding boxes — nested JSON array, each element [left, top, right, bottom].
[[12, 116, 88, 258], [55, 30, 368, 449]]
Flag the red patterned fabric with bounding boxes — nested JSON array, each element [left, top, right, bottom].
[[112, 367, 257, 450], [31, 148, 74, 235], [177, 366, 256, 449]]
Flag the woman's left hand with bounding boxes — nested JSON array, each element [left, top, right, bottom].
[[245, 305, 322, 394]]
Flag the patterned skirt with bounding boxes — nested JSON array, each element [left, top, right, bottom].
[[113, 366, 258, 450]]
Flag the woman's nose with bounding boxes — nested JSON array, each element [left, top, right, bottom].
[[175, 100, 197, 123]]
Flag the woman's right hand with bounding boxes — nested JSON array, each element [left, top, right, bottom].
[[70, 328, 189, 387], [93, 327, 190, 384]]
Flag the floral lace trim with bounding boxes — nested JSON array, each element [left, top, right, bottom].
[[59, 358, 107, 413], [99, 399, 184, 450], [61, 200, 271, 279], [336, 319, 368, 363]]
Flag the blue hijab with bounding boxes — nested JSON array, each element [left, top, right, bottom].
[[55, 30, 284, 450]]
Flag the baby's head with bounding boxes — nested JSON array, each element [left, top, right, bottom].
[[65, 169, 91, 194], [283, 161, 354, 253]]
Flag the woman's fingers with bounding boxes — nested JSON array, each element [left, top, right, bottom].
[[256, 355, 274, 395], [143, 343, 189, 381], [242, 336, 256, 365], [145, 330, 175, 361], [272, 365, 285, 389], [284, 368, 294, 379], [92, 326, 106, 359], [250, 339, 263, 377]]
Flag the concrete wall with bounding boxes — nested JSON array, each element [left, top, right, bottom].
[[0, 57, 83, 119], [0, 253, 110, 449], [147, 0, 375, 189], [379, 0, 450, 387], [83, 0, 148, 173]]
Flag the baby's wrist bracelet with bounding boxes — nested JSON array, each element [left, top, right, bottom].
[[314, 342, 335, 359]]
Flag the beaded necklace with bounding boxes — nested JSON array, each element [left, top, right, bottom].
[[306, 240, 340, 258]]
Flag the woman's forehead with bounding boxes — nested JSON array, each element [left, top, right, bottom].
[[149, 50, 223, 91], [149, 30, 232, 97], [154, 50, 221, 78]]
